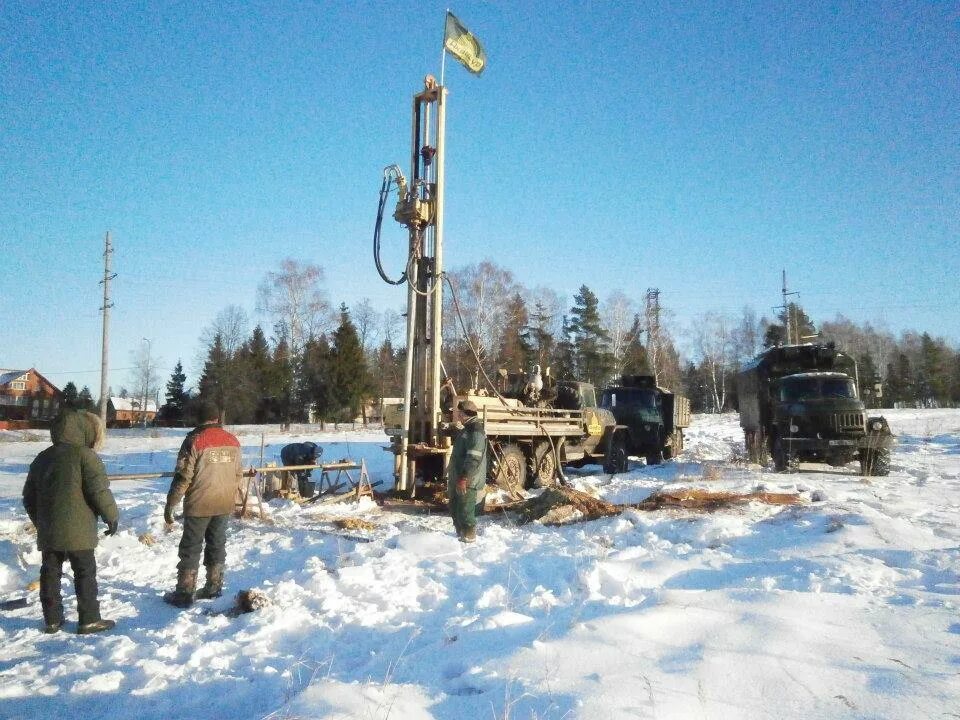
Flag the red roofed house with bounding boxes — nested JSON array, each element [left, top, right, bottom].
[[0, 368, 62, 427]]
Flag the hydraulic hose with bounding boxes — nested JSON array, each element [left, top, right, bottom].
[[373, 167, 408, 286]]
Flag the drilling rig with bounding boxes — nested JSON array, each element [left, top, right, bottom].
[[374, 76, 449, 494], [375, 77, 633, 499]]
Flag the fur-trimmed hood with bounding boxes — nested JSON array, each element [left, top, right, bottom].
[[50, 410, 105, 450]]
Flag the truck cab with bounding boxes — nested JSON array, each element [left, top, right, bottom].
[[600, 375, 689, 465], [737, 344, 892, 475]]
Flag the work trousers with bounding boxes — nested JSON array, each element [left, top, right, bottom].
[[448, 482, 485, 536], [40, 549, 100, 626], [296, 471, 316, 498], [177, 515, 228, 572]]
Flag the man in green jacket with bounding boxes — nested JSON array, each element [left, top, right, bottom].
[[446, 399, 488, 543], [23, 410, 119, 635]]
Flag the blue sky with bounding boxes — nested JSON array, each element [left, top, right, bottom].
[[2, 1, 957, 393]]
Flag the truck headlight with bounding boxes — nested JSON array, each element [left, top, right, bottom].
[[789, 423, 799, 433], [871, 420, 883, 431]]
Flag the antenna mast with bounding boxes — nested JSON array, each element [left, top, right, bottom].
[[778, 270, 799, 344]]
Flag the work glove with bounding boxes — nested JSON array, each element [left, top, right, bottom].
[[456, 477, 468, 496], [104, 519, 119, 536], [164, 504, 175, 525]]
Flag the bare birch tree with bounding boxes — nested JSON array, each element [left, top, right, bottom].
[[444, 261, 522, 387], [256, 259, 331, 356], [730, 306, 764, 368], [352, 298, 379, 355], [381, 308, 404, 348], [129, 339, 162, 423], [602, 291, 638, 377], [694, 312, 732, 412], [200, 305, 250, 356]]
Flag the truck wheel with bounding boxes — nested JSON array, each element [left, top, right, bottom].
[[860, 448, 891, 477], [529, 441, 558, 488], [772, 437, 798, 473], [645, 449, 663, 466], [491, 444, 527, 497], [603, 436, 628, 474]]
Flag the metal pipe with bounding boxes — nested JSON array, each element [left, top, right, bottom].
[[107, 462, 360, 482], [430, 86, 447, 446]]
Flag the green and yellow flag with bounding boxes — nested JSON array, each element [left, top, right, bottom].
[[444, 11, 486, 75]]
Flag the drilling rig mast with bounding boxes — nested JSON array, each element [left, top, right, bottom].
[[378, 77, 448, 492]]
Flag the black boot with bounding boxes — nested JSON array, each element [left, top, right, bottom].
[[78, 619, 116, 635], [163, 568, 198, 608], [195, 564, 224, 600]]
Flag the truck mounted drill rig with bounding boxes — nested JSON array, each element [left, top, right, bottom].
[[375, 78, 649, 498]]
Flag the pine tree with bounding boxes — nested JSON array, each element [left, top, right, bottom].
[[330, 304, 371, 423], [270, 337, 297, 423], [568, 285, 614, 386], [526, 300, 556, 372], [855, 353, 880, 408], [78, 386, 96, 412], [159, 361, 189, 426], [949, 351, 960, 407], [763, 303, 817, 347], [243, 326, 275, 423], [884, 353, 912, 408], [300, 335, 333, 426], [552, 315, 577, 382], [620, 315, 650, 377], [916, 333, 950, 407], [498, 293, 533, 375], [61, 382, 80, 409], [198, 334, 229, 421], [374, 337, 403, 400]]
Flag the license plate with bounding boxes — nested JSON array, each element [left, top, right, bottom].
[[828, 439, 856, 446]]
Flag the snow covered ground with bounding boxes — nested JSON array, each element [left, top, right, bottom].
[[1, 411, 958, 719]]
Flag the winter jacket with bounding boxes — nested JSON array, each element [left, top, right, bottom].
[[23, 410, 118, 551], [167, 422, 243, 517], [447, 416, 488, 491], [280, 443, 318, 476]]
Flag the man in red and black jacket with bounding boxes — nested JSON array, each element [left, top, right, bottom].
[[163, 402, 243, 608]]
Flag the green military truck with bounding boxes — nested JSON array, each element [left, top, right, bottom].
[[737, 343, 892, 475], [599, 375, 690, 465], [459, 380, 630, 495]]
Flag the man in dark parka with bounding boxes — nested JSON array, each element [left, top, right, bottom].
[[446, 399, 488, 543], [23, 409, 119, 634], [279, 441, 320, 498], [163, 402, 243, 607]]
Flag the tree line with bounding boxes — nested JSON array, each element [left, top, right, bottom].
[[76, 257, 957, 425], [682, 303, 960, 412]]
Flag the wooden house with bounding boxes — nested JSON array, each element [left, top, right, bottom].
[[107, 396, 158, 428], [0, 368, 62, 427]]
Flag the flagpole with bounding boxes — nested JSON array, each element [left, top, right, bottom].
[[440, 9, 449, 86]]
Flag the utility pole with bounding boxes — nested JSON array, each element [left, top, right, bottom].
[[140, 337, 152, 427], [98, 232, 116, 422], [645, 288, 661, 384]]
